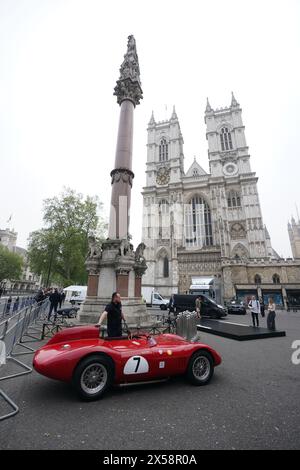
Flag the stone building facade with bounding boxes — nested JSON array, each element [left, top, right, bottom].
[[0, 227, 41, 292], [288, 217, 300, 259], [141, 95, 300, 308]]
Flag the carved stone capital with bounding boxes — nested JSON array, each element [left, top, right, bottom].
[[134, 262, 148, 278], [114, 78, 143, 106], [85, 257, 100, 275], [111, 168, 135, 187]]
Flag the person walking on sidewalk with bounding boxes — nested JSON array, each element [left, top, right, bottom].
[[267, 298, 276, 330], [58, 290, 63, 309], [5, 296, 12, 315], [248, 295, 260, 327], [259, 297, 265, 318], [48, 288, 60, 322], [195, 296, 202, 319], [60, 291, 66, 307], [13, 296, 19, 313]]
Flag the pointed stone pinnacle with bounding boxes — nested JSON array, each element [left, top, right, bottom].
[[205, 97, 212, 113], [148, 110, 156, 125], [231, 91, 239, 107], [171, 105, 178, 120]]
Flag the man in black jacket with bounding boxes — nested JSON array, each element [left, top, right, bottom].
[[48, 288, 61, 321], [97, 292, 126, 337]]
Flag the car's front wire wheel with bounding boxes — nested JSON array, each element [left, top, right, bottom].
[[186, 350, 214, 385], [73, 355, 114, 400]]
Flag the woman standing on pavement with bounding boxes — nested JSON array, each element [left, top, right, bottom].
[[267, 297, 276, 330], [195, 296, 202, 319]]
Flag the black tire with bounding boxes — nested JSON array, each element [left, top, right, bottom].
[[186, 350, 214, 386], [68, 308, 77, 318], [160, 304, 167, 310], [72, 354, 114, 401]]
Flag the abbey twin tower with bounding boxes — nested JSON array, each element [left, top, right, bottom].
[[141, 94, 300, 308]]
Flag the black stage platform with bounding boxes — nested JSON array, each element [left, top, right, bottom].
[[197, 319, 286, 341]]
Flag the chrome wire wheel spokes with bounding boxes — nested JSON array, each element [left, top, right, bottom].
[[80, 363, 108, 395], [192, 356, 211, 381]]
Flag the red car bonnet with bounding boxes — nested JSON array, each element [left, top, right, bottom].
[[46, 325, 99, 346]]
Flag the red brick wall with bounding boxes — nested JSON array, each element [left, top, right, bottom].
[[87, 274, 99, 296], [135, 276, 142, 298], [117, 273, 129, 297]]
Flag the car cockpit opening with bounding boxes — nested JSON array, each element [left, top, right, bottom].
[[103, 335, 129, 341]]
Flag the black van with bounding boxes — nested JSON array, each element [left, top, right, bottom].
[[169, 294, 227, 319]]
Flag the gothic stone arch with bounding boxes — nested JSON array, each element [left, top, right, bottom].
[[155, 247, 171, 279], [231, 243, 249, 260]]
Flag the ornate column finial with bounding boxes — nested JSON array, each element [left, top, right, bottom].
[[113, 35, 143, 106]]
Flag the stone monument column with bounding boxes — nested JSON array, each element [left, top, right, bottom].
[[109, 34, 143, 240], [108, 101, 134, 240], [79, 36, 150, 326]]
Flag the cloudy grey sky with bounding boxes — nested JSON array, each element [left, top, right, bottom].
[[0, 0, 299, 257]]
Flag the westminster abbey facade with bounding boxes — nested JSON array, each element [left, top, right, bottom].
[[141, 94, 300, 308]]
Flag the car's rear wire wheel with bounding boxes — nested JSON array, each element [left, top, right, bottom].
[[186, 350, 214, 386], [73, 354, 114, 401]]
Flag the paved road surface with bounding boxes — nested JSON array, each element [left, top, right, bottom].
[[1, 310, 300, 450]]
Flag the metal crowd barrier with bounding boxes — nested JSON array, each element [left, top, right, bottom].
[[0, 340, 19, 420], [176, 311, 201, 341], [0, 296, 36, 320], [0, 299, 49, 421]]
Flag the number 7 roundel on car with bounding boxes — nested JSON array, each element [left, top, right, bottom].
[[123, 356, 149, 375]]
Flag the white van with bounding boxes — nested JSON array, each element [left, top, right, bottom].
[[142, 287, 169, 310], [63, 285, 87, 305]]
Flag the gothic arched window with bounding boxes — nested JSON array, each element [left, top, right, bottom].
[[220, 127, 233, 151], [159, 138, 168, 162], [158, 199, 169, 239], [156, 252, 169, 278], [184, 196, 213, 248], [163, 256, 169, 278], [227, 190, 241, 208], [254, 274, 262, 285], [159, 199, 169, 214], [273, 274, 280, 284]]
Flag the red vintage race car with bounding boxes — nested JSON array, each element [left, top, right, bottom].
[[33, 325, 222, 401]]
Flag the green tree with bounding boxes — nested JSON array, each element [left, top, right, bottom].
[[27, 188, 107, 286], [0, 245, 23, 284]]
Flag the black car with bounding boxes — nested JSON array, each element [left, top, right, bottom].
[[169, 294, 227, 319], [226, 301, 247, 315], [56, 306, 80, 318]]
